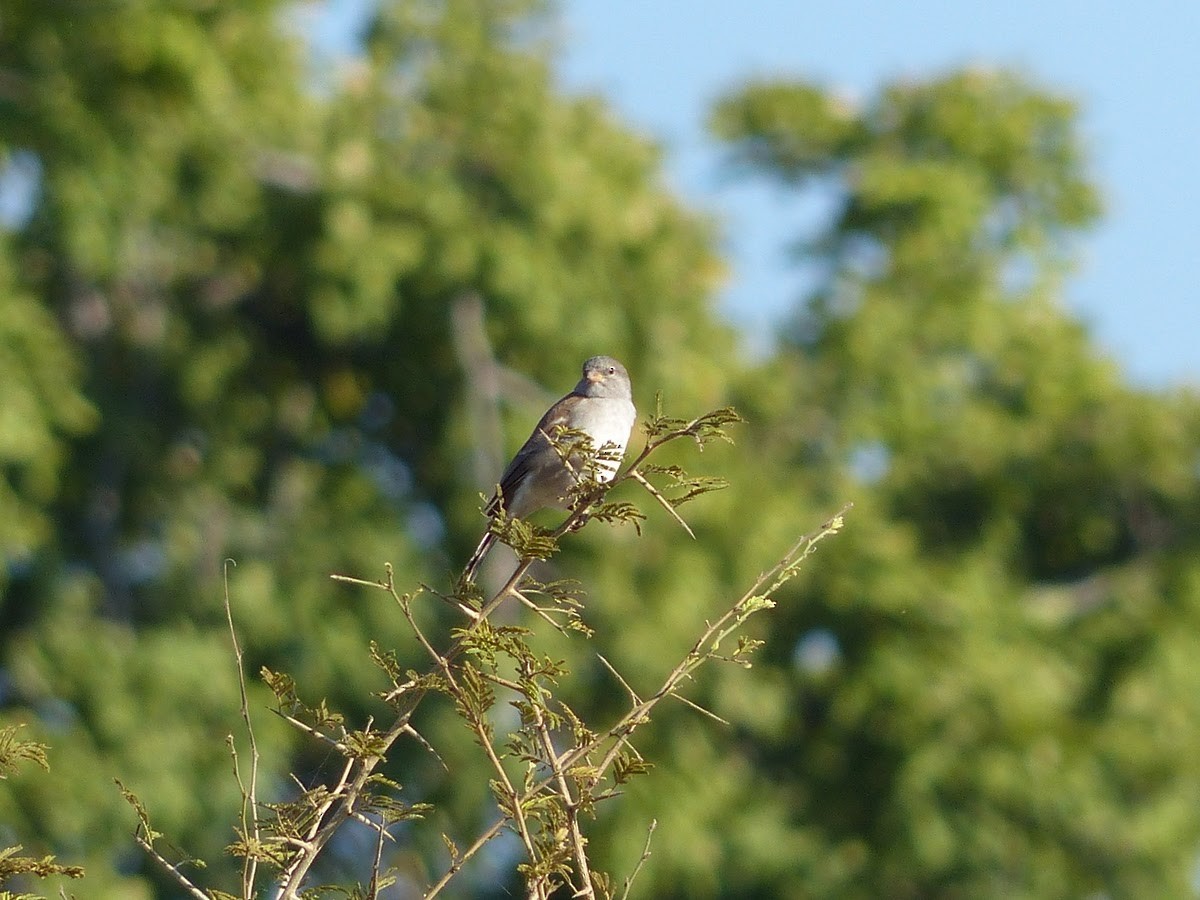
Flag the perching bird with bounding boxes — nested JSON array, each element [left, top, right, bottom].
[[463, 355, 636, 582]]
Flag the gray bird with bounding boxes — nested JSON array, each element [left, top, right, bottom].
[[463, 355, 636, 582]]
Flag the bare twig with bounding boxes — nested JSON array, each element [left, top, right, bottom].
[[424, 816, 509, 898], [402, 723, 448, 773], [669, 692, 730, 726], [333, 571, 479, 618], [132, 833, 209, 900], [587, 505, 850, 783], [628, 470, 696, 539], [597, 653, 642, 705], [223, 558, 262, 898], [367, 810, 387, 900], [619, 819, 657, 900], [275, 713, 353, 753], [510, 587, 576, 635]]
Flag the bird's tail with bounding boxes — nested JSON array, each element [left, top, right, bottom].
[[462, 530, 497, 583]]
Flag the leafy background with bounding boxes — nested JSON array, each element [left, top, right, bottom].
[[1, 1, 1198, 897]]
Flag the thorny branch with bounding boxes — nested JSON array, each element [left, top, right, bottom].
[[129, 405, 847, 900], [426, 505, 850, 895]]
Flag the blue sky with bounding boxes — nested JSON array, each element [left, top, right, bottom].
[[313, 0, 1197, 386]]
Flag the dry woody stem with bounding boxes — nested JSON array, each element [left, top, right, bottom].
[[125, 405, 847, 900]]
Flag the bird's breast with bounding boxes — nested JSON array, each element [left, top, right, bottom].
[[574, 397, 636, 481]]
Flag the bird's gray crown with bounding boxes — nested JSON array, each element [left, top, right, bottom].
[[576, 355, 632, 400]]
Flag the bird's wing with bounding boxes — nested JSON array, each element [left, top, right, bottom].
[[488, 392, 579, 515]]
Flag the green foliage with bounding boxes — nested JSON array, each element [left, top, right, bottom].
[[0, 248, 95, 570], [702, 68, 1200, 897], [0, 729, 85, 899], [0, 844, 85, 895], [127, 421, 833, 899], [2, 0, 1198, 896], [2, 0, 733, 893], [0, 726, 47, 779]]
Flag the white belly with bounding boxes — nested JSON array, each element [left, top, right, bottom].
[[574, 396, 636, 482]]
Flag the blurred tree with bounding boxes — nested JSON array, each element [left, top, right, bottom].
[[3, 0, 1198, 896], [0, 3, 342, 895], [0, 244, 94, 588], [0, 0, 735, 895], [671, 69, 1200, 897]]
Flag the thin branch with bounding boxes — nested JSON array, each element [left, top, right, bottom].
[[669, 692, 730, 726], [334, 570, 478, 618], [619, 819, 657, 900], [133, 833, 209, 900], [274, 409, 791, 898], [437, 506, 850, 898], [223, 558, 261, 898], [596, 654, 642, 705], [350, 809, 394, 834], [276, 712, 353, 753], [597, 505, 850, 781], [628, 470, 696, 539], [402, 724, 449, 772], [500, 506, 854, 822], [367, 811, 387, 900], [329, 572, 390, 589], [395, 590, 445, 668], [529, 694, 594, 899], [439, 658, 542, 874], [509, 587, 576, 636], [424, 816, 508, 898]]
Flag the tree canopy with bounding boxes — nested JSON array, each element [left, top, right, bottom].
[[2, 2, 1198, 897]]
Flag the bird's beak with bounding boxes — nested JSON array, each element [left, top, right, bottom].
[[586, 370, 603, 383]]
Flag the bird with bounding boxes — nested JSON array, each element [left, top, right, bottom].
[[463, 355, 636, 582]]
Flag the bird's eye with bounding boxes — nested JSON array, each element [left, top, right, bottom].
[[607, 366, 616, 375]]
